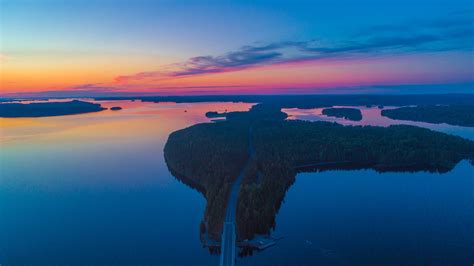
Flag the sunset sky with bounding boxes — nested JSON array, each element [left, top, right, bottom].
[[1, 0, 473, 96]]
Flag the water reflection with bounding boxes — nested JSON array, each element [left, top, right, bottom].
[[0, 100, 254, 265], [283, 106, 474, 140]]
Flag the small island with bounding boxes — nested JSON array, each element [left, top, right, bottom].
[[205, 111, 227, 118], [110, 106, 122, 111], [0, 100, 105, 117], [322, 107, 362, 121], [382, 105, 474, 127]]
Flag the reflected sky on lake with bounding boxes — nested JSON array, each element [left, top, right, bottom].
[[0, 101, 253, 265], [283, 106, 474, 140]]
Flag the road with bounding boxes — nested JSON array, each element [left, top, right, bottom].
[[219, 127, 254, 266]]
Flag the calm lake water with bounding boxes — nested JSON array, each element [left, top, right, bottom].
[[284, 105, 474, 140], [1, 101, 473, 265]]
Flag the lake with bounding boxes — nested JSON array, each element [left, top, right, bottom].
[[283, 105, 474, 140], [1, 101, 473, 265]]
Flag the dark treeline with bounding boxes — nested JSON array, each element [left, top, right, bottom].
[[382, 105, 474, 127], [0, 100, 105, 117], [94, 94, 474, 108], [164, 103, 474, 247], [0, 99, 14, 103], [322, 107, 362, 121]]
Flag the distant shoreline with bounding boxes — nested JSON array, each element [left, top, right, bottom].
[[0, 100, 105, 118], [1, 93, 474, 107]]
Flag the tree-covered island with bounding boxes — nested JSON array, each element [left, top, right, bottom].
[[322, 107, 363, 121], [0, 100, 105, 117], [205, 111, 227, 118]]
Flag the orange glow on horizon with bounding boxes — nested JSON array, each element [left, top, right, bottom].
[[1, 51, 473, 95]]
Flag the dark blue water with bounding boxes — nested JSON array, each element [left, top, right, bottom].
[[0, 180, 210, 265], [240, 161, 474, 265]]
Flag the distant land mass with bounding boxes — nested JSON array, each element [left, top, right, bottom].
[[382, 105, 474, 127], [164, 104, 474, 247], [322, 107, 362, 121], [94, 94, 474, 109], [0, 100, 105, 117]]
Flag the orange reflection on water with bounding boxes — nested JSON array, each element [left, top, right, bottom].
[[0, 100, 255, 146], [284, 105, 421, 127]]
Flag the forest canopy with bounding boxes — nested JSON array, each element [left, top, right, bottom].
[[164, 104, 474, 244], [322, 107, 362, 121], [382, 105, 474, 127]]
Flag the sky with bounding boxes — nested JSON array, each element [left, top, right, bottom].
[[1, 0, 473, 96]]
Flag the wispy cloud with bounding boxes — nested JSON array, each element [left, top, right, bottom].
[[115, 12, 474, 83], [67, 83, 119, 92], [115, 50, 281, 82]]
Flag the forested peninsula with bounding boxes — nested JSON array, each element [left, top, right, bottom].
[[164, 104, 474, 248], [382, 105, 474, 127]]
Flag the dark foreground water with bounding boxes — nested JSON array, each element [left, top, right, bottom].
[[240, 161, 474, 265], [1, 101, 473, 265]]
